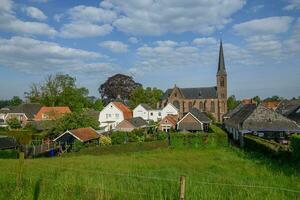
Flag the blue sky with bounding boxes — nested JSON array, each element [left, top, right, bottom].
[[0, 0, 300, 100]]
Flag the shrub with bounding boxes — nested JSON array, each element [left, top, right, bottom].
[[243, 135, 290, 158], [290, 134, 300, 162], [110, 131, 126, 145], [72, 140, 84, 152], [0, 149, 18, 159], [99, 136, 112, 146], [7, 118, 22, 129], [156, 131, 167, 140]]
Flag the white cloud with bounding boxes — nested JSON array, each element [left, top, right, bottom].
[[128, 37, 138, 44], [60, 23, 113, 38], [99, 40, 128, 53], [108, 0, 245, 35], [155, 40, 178, 47], [67, 5, 117, 23], [284, 18, 300, 54], [0, 36, 117, 74], [233, 16, 294, 36], [0, 0, 13, 13], [284, 0, 300, 10], [23, 6, 47, 21], [192, 37, 217, 46]]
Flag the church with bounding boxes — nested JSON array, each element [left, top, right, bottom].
[[158, 41, 228, 122]]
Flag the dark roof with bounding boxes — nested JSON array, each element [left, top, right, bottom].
[[161, 87, 217, 100], [190, 108, 212, 123], [0, 136, 18, 150], [225, 104, 300, 132], [223, 103, 244, 118], [224, 104, 257, 128], [217, 40, 227, 76], [276, 100, 300, 116], [128, 117, 148, 128], [140, 103, 152, 110], [9, 103, 42, 120]]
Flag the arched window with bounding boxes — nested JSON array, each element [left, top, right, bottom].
[[203, 101, 206, 111], [211, 101, 215, 112], [220, 77, 225, 87], [173, 100, 180, 110], [188, 102, 193, 111], [199, 102, 204, 111]]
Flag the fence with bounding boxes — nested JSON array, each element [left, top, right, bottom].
[[22, 142, 60, 158]]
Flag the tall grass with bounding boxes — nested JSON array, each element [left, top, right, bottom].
[[0, 126, 300, 199]]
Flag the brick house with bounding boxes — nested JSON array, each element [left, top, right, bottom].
[[158, 41, 227, 122]]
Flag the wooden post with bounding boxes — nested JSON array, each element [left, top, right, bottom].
[[179, 176, 186, 200]]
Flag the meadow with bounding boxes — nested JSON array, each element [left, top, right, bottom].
[[0, 127, 300, 199]]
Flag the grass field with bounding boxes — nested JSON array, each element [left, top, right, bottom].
[[1, 127, 300, 199]]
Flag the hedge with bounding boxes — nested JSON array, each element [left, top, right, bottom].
[[290, 134, 300, 162], [0, 149, 18, 159], [243, 134, 290, 158]]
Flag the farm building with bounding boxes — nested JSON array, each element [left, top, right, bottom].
[[115, 117, 148, 132], [53, 127, 101, 144], [158, 115, 178, 132], [177, 108, 212, 132], [224, 104, 300, 146]]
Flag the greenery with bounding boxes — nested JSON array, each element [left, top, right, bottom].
[[0, 96, 23, 109], [263, 95, 283, 102], [24, 74, 101, 112], [47, 112, 100, 138], [110, 131, 127, 145], [129, 87, 163, 109], [252, 96, 261, 104], [243, 135, 290, 158], [227, 95, 240, 111], [290, 134, 300, 162], [0, 130, 44, 145], [98, 74, 142, 101], [72, 140, 84, 152], [6, 118, 22, 129], [99, 136, 112, 146], [0, 149, 18, 159]]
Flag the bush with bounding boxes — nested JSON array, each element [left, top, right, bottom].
[[170, 133, 209, 148], [72, 140, 84, 152], [243, 135, 290, 158], [290, 134, 300, 162], [99, 136, 112, 146], [110, 131, 127, 145], [156, 131, 167, 140], [7, 118, 22, 129], [0, 149, 18, 159]]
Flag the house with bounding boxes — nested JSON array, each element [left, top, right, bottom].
[[158, 41, 227, 122], [53, 127, 100, 144], [223, 103, 244, 121], [241, 98, 257, 105], [3, 103, 42, 125], [262, 101, 280, 110], [276, 100, 300, 125], [177, 108, 212, 132], [99, 102, 132, 131], [34, 106, 71, 121], [0, 136, 18, 150], [161, 103, 178, 119], [158, 115, 178, 132], [224, 104, 300, 146], [115, 117, 148, 132]]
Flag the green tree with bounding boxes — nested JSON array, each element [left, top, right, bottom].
[[129, 87, 163, 109], [93, 99, 104, 111], [9, 96, 23, 106], [227, 95, 240, 111], [252, 96, 261, 104], [7, 118, 22, 129], [48, 112, 100, 137]]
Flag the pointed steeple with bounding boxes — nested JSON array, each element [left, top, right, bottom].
[[217, 40, 227, 76]]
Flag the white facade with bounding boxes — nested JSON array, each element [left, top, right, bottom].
[[99, 102, 125, 131], [161, 103, 178, 118], [133, 104, 162, 122]]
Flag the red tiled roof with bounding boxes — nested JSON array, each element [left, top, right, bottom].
[[112, 102, 132, 119], [262, 101, 280, 110], [34, 106, 71, 120], [160, 115, 178, 126], [69, 128, 100, 142]]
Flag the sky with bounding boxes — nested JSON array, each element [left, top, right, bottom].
[[0, 0, 300, 100]]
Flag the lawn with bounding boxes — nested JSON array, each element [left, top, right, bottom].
[[0, 127, 300, 199]]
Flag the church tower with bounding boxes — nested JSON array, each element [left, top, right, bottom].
[[216, 40, 227, 121]]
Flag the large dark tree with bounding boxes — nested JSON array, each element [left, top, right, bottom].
[[98, 74, 142, 101]]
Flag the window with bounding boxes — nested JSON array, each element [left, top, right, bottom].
[[188, 102, 193, 111], [174, 92, 177, 97], [220, 77, 225, 87], [210, 101, 215, 112], [115, 114, 119, 118], [199, 102, 203, 111], [42, 114, 49, 120], [203, 101, 206, 111], [150, 112, 153, 116], [158, 112, 161, 116], [173, 100, 180, 110], [106, 114, 109, 119]]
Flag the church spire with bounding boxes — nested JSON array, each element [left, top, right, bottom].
[[217, 40, 227, 76]]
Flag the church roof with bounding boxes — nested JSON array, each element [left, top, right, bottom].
[[217, 40, 227, 76], [161, 86, 217, 100]]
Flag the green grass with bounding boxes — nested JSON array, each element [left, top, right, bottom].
[[0, 126, 300, 199]]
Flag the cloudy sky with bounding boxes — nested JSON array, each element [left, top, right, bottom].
[[0, 0, 299, 100]]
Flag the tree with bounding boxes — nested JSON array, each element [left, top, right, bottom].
[[129, 87, 163, 109], [9, 96, 23, 106], [7, 118, 22, 129], [93, 99, 104, 111], [227, 95, 240, 111], [98, 74, 142, 101], [25, 74, 92, 112], [252, 96, 261, 104], [47, 112, 100, 137], [264, 95, 283, 102]]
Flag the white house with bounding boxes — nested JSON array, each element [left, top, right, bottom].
[[133, 104, 162, 122], [161, 103, 178, 119], [99, 102, 132, 131]]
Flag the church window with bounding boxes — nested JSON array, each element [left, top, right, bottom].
[[220, 77, 225, 87], [188, 102, 193, 111], [174, 92, 177, 97], [199, 102, 204, 111], [173, 100, 180, 110], [211, 101, 215, 112]]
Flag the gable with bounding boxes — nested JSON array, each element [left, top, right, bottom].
[[116, 120, 135, 129], [133, 104, 148, 113], [178, 113, 202, 125], [169, 87, 184, 99]]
